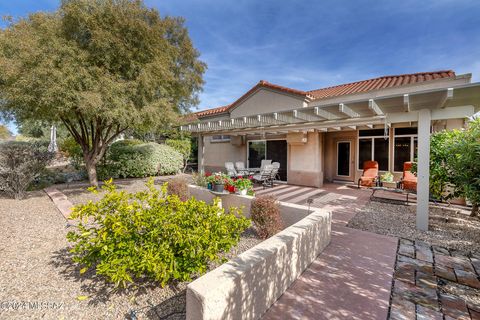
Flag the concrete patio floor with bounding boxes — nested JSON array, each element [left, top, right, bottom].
[[256, 183, 399, 319]]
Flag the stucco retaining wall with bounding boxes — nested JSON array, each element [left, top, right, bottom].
[[185, 185, 332, 320]]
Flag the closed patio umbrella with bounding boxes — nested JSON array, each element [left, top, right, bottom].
[[48, 125, 58, 152]]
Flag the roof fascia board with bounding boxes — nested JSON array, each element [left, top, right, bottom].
[[309, 76, 467, 106]]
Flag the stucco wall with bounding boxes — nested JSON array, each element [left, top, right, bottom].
[[323, 130, 357, 182], [287, 131, 323, 187], [230, 88, 305, 118], [185, 186, 331, 320], [201, 136, 246, 173]]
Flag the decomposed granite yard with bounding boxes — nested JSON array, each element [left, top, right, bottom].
[[0, 179, 262, 320]]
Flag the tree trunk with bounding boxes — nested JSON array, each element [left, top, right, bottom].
[[85, 158, 98, 187], [471, 203, 479, 217]]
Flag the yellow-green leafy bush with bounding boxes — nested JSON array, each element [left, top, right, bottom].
[[67, 179, 250, 287]]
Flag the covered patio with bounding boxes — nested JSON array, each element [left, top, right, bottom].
[[185, 78, 480, 230]]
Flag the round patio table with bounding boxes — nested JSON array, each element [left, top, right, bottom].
[[246, 168, 260, 175]]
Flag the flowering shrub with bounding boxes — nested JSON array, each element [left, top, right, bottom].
[[233, 177, 253, 190], [67, 179, 250, 287], [206, 172, 231, 185], [250, 195, 283, 239]]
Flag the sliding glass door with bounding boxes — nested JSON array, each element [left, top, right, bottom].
[[247, 141, 266, 168], [247, 140, 287, 181]]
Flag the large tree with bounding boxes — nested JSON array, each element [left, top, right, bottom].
[[0, 124, 12, 139], [0, 0, 205, 185]]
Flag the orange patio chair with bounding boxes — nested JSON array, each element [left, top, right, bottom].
[[358, 161, 379, 188], [401, 162, 417, 192]]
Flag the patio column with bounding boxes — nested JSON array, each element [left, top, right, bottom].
[[416, 109, 431, 231], [198, 134, 205, 173]]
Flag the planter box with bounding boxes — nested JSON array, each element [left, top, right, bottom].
[[382, 181, 398, 189], [186, 185, 331, 320]]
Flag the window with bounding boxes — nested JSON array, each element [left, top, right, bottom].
[[211, 135, 230, 142], [358, 129, 389, 171], [393, 128, 418, 172]]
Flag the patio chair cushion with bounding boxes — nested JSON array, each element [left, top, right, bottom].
[[225, 162, 238, 177], [260, 159, 272, 170], [235, 161, 248, 175], [402, 162, 417, 191], [253, 165, 273, 181], [359, 161, 378, 187], [359, 176, 376, 187], [362, 161, 378, 177]]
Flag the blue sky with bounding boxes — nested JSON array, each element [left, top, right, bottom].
[[1, 0, 480, 134]]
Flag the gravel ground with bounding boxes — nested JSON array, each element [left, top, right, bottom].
[[0, 182, 261, 320], [347, 201, 480, 254], [60, 176, 186, 205]]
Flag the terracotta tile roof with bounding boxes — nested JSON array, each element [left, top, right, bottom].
[[307, 70, 455, 100], [256, 80, 310, 97], [193, 105, 231, 118], [193, 70, 456, 118]]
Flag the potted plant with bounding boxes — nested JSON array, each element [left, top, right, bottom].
[[380, 172, 396, 188], [206, 173, 230, 193], [234, 177, 253, 196], [204, 172, 213, 190]]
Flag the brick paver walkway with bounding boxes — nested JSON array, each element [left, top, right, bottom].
[[259, 183, 399, 319], [263, 226, 398, 320], [254, 183, 372, 225], [44, 187, 74, 220], [391, 239, 480, 320]]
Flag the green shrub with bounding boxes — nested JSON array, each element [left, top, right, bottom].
[[250, 195, 283, 239], [67, 179, 250, 287], [165, 138, 191, 171], [59, 136, 84, 169], [100, 140, 183, 179], [107, 139, 144, 159], [167, 176, 190, 201], [0, 141, 54, 199]]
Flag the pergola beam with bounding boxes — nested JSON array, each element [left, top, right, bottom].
[[438, 87, 454, 109], [339, 103, 360, 118], [403, 94, 410, 112], [368, 99, 384, 116], [313, 107, 338, 120], [293, 109, 317, 122], [275, 112, 298, 123]]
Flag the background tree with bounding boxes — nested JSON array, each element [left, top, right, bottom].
[[17, 119, 69, 140], [415, 119, 480, 217], [448, 119, 480, 217], [0, 0, 205, 186], [0, 125, 12, 140]]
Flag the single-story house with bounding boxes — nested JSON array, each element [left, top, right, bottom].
[[183, 70, 480, 230]]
